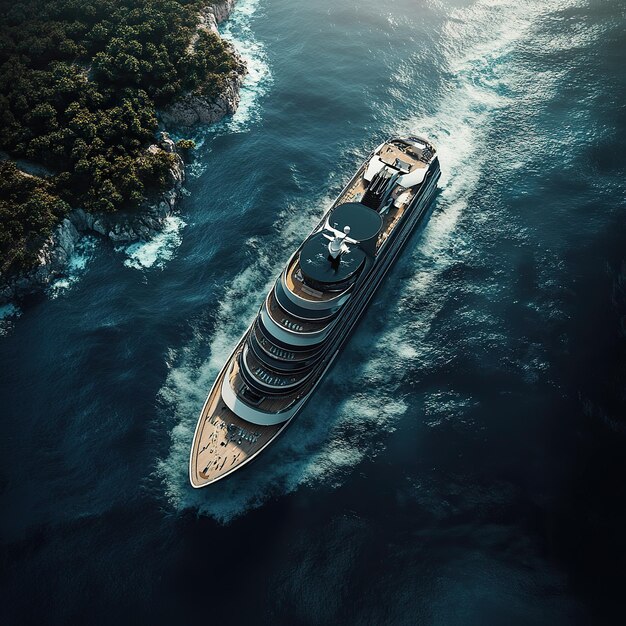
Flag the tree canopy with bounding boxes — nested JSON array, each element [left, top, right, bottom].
[[0, 0, 238, 277], [0, 161, 70, 275]]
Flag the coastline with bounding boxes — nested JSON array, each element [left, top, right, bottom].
[[0, 0, 245, 305], [160, 0, 246, 127]]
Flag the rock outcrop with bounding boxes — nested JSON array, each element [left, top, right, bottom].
[[194, 0, 238, 39], [160, 70, 245, 127], [0, 217, 83, 304], [0, 1, 246, 305], [0, 133, 185, 303], [70, 133, 185, 244], [202, 0, 238, 28], [160, 0, 246, 127]]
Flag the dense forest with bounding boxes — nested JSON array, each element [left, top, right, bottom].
[[0, 0, 239, 277]]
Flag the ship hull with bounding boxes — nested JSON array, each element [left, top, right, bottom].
[[190, 138, 440, 487]]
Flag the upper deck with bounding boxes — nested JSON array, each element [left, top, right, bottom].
[[283, 137, 435, 304]]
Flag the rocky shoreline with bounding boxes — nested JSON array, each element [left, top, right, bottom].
[[161, 0, 245, 127], [0, 1, 244, 305]]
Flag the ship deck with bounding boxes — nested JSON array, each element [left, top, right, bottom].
[[229, 357, 307, 413], [283, 145, 426, 303], [252, 320, 321, 362], [267, 289, 333, 333], [190, 138, 437, 487], [285, 259, 347, 302], [190, 367, 288, 486], [242, 345, 305, 388]]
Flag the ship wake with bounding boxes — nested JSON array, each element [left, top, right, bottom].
[[157, 0, 558, 523]]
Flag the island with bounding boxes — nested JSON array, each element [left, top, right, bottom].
[[0, 0, 245, 302]]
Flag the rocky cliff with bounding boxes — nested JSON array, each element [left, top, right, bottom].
[[0, 2, 243, 304], [160, 0, 246, 127], [0, 133, 185, 303]]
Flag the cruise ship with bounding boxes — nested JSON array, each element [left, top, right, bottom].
[[189, 136, 441, 487]]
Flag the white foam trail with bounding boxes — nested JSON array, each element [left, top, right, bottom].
[[48, 235, 98, 298], [157, 0, 566, 522], [118, 216, 186, 270], [389, 0, 552, 344], [156, 197, 330, 517]]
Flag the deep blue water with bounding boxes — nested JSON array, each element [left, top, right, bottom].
[[2, 0, 626, 623]]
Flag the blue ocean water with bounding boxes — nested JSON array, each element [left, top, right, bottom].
[[1, 0, 625, 622]]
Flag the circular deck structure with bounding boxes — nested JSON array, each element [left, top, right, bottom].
[[329, 202, 383, 243], [300, 233, 366, 291]]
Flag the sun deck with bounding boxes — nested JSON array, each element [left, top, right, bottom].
[[190, 367, 287, 486], [378, 141, 428, 170]]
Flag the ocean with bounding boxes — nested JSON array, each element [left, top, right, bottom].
[[1, 0, 625, 623]]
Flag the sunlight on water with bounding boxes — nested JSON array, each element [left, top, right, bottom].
[[158, 0, 575, 522], [391, 0, 551, 342]]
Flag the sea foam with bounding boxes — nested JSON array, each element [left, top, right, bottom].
[[220, 0, 273, 133], [48, 236, 98, 298], [118, 216, 186, 271], [183, 0, 273, 180], [0, 303, 21, 337], [157, 0, 563, 523]]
